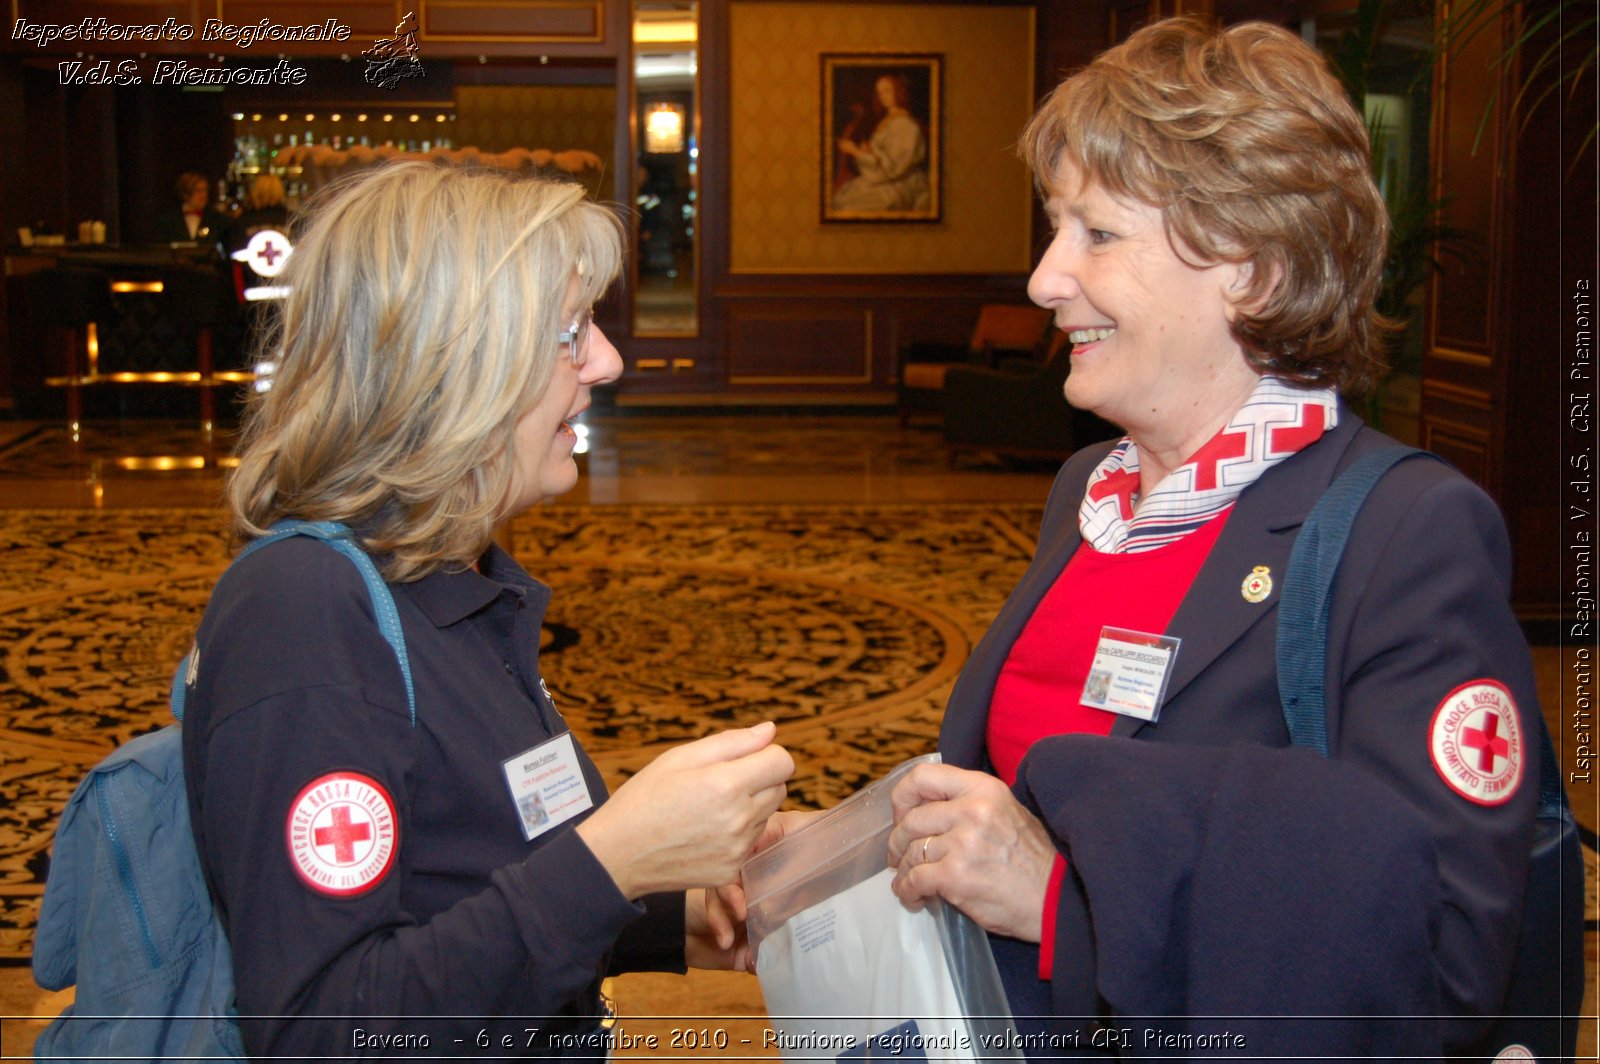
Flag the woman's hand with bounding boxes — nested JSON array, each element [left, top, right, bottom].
[[752, 808, 824, 854], [577, 722, 793, 899], [690, 808, 826, 972], [885, 762, 1056, 943], [837, 138, 862, 158], [685, 886, 752, 972], [679, 810, 827, 972]]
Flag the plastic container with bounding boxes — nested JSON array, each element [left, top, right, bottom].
[[743, 754, 1021, 1061]]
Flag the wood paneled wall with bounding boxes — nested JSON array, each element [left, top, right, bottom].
[[617, 0, 1111, 400], [1421, 0, 1596, 617]]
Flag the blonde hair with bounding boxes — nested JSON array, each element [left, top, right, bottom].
[[1020, 18, 1393, 396], [246, 173, 286, 212], [227, 161, 623, 580]]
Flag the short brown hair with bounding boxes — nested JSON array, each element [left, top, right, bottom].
[[1020, 17, 1393, 396], [175, 171, 209, 202]]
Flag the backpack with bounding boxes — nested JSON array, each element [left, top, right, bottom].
[[32, 521, 415, 1063], [1277, 445, 1583, 1062]]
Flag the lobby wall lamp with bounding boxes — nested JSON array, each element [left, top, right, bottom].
[[644, 102, 686, 153]]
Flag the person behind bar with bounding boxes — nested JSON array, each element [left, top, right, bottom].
[[153, 171, 229, 246], [223, 174, 291, 256], [183, 161, 792, 1058], [767, 17, 1544, 1059]]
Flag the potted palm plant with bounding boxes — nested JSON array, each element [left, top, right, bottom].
[[1325, 0, 1475, 436]]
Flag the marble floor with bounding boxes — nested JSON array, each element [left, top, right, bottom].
[[0, 414, 1057, 510], [0, 414, 1594, 1059], [0, 413, 1058, 1057]]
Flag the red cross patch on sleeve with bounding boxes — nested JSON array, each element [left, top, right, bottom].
[[285, 771, 400, 896], [1428, 680, 1524, 806]]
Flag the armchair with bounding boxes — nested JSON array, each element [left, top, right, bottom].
[[942, 331, 1121, 463], [896, 303, 1052, 426]]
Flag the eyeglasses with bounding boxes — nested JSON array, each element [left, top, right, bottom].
[[558, 308, 594, 368]]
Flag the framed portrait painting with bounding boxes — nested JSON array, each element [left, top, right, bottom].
[[821, 53, 942, 223]]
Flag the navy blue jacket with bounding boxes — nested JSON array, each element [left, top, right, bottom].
[[940, 410, 1538, 1057]]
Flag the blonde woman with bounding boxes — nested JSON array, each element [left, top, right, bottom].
[[185, 162, 791, 1058], [224, 174, 289, 256]]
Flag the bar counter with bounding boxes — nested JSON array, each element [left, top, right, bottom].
[[5, 243, 253, 424]]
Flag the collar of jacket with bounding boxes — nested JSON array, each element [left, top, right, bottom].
[[941, 401, 1369, 758], [399, 540, 552, 629]]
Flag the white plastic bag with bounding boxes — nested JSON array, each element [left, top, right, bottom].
[[744, 755, 1021, 1061]]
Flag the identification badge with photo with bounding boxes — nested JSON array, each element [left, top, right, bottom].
[[502, 732, 594, 841], [1080, 627, 1181, 723]]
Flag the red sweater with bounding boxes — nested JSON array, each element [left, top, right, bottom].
[[985, 510, 1229, 976]]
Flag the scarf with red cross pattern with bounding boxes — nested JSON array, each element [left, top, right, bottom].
[[1079, 377, 1340, 554]]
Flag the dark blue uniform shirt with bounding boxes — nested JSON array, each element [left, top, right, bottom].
[[183, 537, 684, 1058]]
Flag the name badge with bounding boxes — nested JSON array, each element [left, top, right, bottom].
[[502, 732, 595, 841], [1080, 627, 1181, 723]]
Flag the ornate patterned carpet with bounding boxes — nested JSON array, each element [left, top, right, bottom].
[[0, 503, 1045, 963]]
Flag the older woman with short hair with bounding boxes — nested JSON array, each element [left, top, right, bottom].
[[186, 162, 792, 1058], [883, 18, 1542, 1058]]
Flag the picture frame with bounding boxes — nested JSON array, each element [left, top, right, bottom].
[[821, 53, 942, 224]]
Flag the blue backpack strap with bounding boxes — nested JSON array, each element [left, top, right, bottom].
[[1277, 443, 1579, 1060], [1276, 445, 1430, 755], [172, 520, 416, 727], [1276, 446, 1567, 815]]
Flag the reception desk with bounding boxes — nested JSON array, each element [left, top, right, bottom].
[[5, 244, 254, 426]]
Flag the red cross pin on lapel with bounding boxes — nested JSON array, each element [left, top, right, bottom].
[[1241, 565, 1272, 603]]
